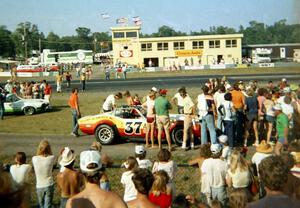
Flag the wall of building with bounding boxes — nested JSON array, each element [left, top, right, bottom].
[[111, 26, 243, 67]]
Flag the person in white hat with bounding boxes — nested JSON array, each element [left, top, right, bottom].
[[67, 150, 127, 208], [4, 79, 13, 94], [200, 143, 227, 206], [273, 104, 289, 155], [218, 135, 231, 164], [57, 147, 82, 208], [135, 145, 152, 169]]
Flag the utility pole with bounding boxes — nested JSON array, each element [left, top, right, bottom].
[[94, 38, 97, 53], [39, 37, 41, 54], [23, 25, 28, 61]]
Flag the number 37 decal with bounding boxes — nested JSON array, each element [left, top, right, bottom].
[[125, 122, 143, 135]]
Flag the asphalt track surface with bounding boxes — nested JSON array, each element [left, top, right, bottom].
[[49, 73, 300, 92]]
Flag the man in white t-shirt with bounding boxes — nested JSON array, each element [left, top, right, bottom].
[[10, 152, 31, 185], [201, 144, 227, 206], [180, 88, 196, 150], [213, 85, 226, 130], [102, 92, 122, 112], [172, 86, 186, 114]]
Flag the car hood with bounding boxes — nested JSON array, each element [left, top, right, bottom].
[[78, 113, 112, 124], [24, 99, 48, 105]]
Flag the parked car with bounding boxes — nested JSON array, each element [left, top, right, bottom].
[[4, 94, 49, 115], [78, 105, 200, 146]]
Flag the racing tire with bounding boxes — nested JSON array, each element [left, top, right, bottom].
[[171, 126, 184, 146], [95, 124, 116, 145], [23, 106, 35, 115]]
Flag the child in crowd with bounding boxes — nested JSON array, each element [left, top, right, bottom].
[[149, 170, 172, 208], [10, 152, 32, 185], [201, 143, 227, 206], [135, 145, 152, 169], [90, 141, 113, 191], [218, 135, 231, 164], [152, 149, 177, 198], [121, 156, 139, 202]]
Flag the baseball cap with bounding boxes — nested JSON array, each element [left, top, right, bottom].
[[282, 78, 287, 82], [218, 135, 228, 144], [273, 104, 282, 111], [159, 89, 168, 95], [80, 150, 102, 173], [135, 145, 145, 154], [210, 143, 222, 154], [59, 147, 76, 167], [151, 87, 158, 92]]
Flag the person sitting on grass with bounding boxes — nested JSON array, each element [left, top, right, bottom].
[[149, 170, 172, 208], [246, 155, 300, 208], [90, 141, 113, 191], [135, 145, 152, 169], [127, 168, 157, 208], [121, 156, 139, 202], [66, 150, 127, 208]]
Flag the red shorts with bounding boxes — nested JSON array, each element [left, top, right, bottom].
[[147, 117, 155, 123]]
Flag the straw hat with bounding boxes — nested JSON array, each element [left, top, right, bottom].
[[256, 140, 273, 153]]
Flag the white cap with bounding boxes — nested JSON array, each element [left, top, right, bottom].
[[282, 78, 287, 82], [151, 87, 158, 92], [218, 135, 228, 144], [80, 150, 102, 173], [7, 79, 11, 83], [59, 147, 76, 167], [135, 145, 145, 154], [273, 104, 282, 111], [283, 87, 291, 93], [210, 143, 222, 154]]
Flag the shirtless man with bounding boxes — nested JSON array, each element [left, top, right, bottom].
[[57, 147, 83, 208], [127, 168, 158, 208], [66, 150, 127, 208]]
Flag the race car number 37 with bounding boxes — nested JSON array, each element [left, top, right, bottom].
[[125, 122, 143, 135]]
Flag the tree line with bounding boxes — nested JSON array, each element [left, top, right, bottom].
[[0, 19, 299, 59]]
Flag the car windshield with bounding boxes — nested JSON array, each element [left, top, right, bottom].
[[5, 94, 20, 102]]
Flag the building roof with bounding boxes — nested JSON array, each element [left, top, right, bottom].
[[245, 43, 300, 48]]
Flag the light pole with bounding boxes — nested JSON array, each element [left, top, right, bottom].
[[23, 24, 28, 61]]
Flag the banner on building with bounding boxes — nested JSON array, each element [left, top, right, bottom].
[[175, 50, 202, 57], [120, 50, 133, 58]]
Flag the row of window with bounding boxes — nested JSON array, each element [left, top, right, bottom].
[[141, 39, 237, 51], [114, 32, 137, 38]]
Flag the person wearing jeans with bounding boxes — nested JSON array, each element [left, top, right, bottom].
[[68, 88, 81, 137], [198, 85, 217, 145], [32, 140, 55, 208]]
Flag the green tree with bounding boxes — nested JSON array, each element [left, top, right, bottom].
[[45, 32, 60, 51], [0, 25, 15, 58]]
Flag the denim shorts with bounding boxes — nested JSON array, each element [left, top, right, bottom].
[[265, 115, 275, 123], [278, 138, 286, 144]]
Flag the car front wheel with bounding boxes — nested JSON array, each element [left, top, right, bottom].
[[171, 126, 184, 146], [23, 106, 35, 115], [95, 124, 115, 145]]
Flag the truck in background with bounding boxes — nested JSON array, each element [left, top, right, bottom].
[[252, 48, 272, 63]]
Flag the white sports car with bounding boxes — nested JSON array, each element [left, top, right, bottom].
[[4, 94, 49, 115]]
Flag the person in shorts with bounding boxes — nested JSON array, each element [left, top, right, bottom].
[[274, 104, 289, 155], [142, 91, 156, 148]]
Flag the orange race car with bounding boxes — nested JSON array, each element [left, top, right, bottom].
[[78, 105, 201, 146]]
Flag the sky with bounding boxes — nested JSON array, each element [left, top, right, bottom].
[[0, 0, 299, 36]]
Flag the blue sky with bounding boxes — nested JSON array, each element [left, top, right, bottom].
[[0, 0, 299, 36]]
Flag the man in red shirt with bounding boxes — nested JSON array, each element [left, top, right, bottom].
[[43, 81, 52, 109], [68, 88, 81, 137]]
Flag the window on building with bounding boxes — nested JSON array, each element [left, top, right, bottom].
[[141, 43, 152, 51], [173, 42, 185, 50], [113, 32, 125, 38], [226, 39, 237, 48], [126, 32, 137, 38], [157, 42, 168, 50], [192, 41, 204, 49], [209, 40, 220, 48]]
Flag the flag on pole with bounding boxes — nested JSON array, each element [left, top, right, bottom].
[[132, 16, 141, 22], [116, 17, 128, 24], [134, 20, 142, 26], [101, 13, 110, 19]]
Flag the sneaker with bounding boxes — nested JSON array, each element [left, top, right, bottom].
[[70, 132, 79, 137]]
